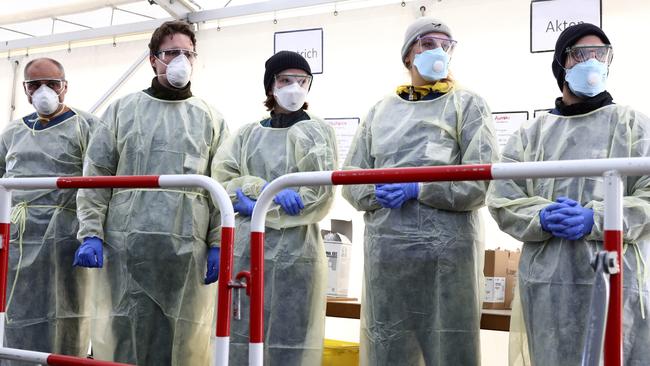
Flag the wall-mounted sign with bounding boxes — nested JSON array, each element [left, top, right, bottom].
[[493, 111, 529, 150], [530, 0, 602, 53], [533, 108, 553, 118], [274, 28, 324, 74], [325, 117, 359, 168]]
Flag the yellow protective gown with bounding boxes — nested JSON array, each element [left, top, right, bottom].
[[488, 104, 650, 366], [212, 112, 337, 365], [0, 109, 97, 365], [76, 91, 228, 365], [342, 88, 499, 365]]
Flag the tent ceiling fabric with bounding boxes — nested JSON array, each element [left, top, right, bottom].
[[0, 0, 141, 26], [0, 0, 270, 43], [0, 0, 353, 48]]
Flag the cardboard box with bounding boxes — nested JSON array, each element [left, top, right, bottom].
[[483, 249, 509, 309], [321, 220, 353, 297], [504, 250, 521, 309], [483, 249, 521, 310]]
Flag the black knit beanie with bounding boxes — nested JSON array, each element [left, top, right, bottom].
[[263, 51, 312, 93], [552, 23, 611, 91]]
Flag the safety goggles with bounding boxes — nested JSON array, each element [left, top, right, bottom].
[[274, 73, 312, 90], [565, 45, 613, 64], [155, 48, 198, 63], [23, 79, 66, 95], [417, 35, 457, 53]]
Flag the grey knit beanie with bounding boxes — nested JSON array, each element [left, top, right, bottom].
[[401, 17, 453, 64]]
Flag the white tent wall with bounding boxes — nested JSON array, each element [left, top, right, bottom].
[[1, 0, 650, 364]]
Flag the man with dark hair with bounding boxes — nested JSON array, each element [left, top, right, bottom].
[[75, 20, 229, 365], [0, 57, 98, 361]]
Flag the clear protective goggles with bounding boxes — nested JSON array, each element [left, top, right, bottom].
[[23, 78, 66, 96], [417, 35, 457, 53], [155, 48, 198, 63], [274, 73, 312, 90], [565, 45, 613, 64]]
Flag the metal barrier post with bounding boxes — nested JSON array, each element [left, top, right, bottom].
[[243, 157, 650, 366], [0, 175, 235, 366], [0, 187, 10, 347], [603, 171, 623, 366]]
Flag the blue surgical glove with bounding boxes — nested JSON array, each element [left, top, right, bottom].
[[539, 202, 569, 232], [73, 236, 103, 268], [546, 197, 594, 240], [204, 247, 220, 284], [274, 189, 304, 216], [233, 189, 255, 217], [375, 183, 419, 209]]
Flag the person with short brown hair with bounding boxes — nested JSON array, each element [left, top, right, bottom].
[[75, 20, 229, 365]]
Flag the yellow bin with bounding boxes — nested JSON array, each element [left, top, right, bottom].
[[322, 339, 359, 366]]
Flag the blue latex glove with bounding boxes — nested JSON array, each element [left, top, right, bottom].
[[539, 201, 571, 232], [233, 189, 255, 217], [204, 247, 220, 284], [73, 237, 103, 268], [546, 197, 594, 240], [274, 189, 304, 216], [375, 183, 419, 209]]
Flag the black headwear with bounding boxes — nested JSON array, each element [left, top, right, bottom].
[[551, 23, 611, 91], [263, 51, 312, 94]]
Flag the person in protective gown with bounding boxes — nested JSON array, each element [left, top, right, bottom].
[[488, 23, 650, 366], [212, 50, 337, 365], [75, 21, 229, 365], [0, 58, 97, 365], [341, 18, 499, 365]]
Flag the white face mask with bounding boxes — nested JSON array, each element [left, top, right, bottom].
[[273, 83, 308, 112], [164, 54, 192, 88], [31, 85, 61, 116]]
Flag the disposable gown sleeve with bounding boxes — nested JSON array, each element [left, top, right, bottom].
[[418, 94, 499, 211], [212, 125, 268, 200], [206, 107, 230, 248], [264, 121, 338, 230], [341, 106, 383, 212], [76, 104, 120, 241], [585, 110, 650, 243], [487, 127, 554, 243], [0, 128, 9, 177]]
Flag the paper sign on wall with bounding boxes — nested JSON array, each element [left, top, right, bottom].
[[493, 111, 529, 151], [274, 28, 324, 74], [530, 0, 601, 53], [325, 118, 359, 168]]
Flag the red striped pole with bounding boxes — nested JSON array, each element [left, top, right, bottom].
[[47, 353, 133, 366], [0, 347, 133, 365], [603, 172, 623, 366], [214, 226, 235, 365], [248, 231, 265, 365], [56, 176, 160, 189], [331, 164, 493, 184], [0, 187, 10, 346]]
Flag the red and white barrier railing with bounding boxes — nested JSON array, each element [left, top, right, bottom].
[[0, 347, 132, 366], [0, 175, 235, 366], [243, 157, 650, 366]]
